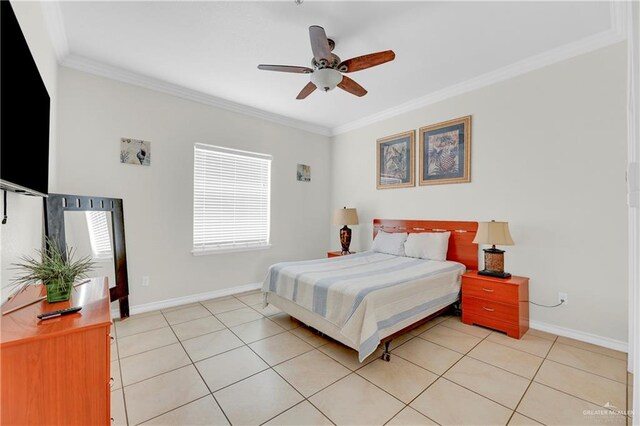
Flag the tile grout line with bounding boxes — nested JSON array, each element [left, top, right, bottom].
[[137, 394, 214, 426], [511, 334, 559, 424], [116, 293, 279, 425], [164, 309, 234, 426], [111, 321, 130, 426], [118, 295, 626, 426], [542, 356, 628, 385], [133, 309, 233, 426], [117, 308, 515, 424], [118, 313, 293, 362], [553, 338, 628, 361], [218, 316, 418, 424], [221, 317, 322, 425], [119, 321, 319, 392], [536, 339, 630, 412], [398, 319, 495, 413]]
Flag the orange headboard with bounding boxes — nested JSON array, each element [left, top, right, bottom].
[[373, 219, 479, 270]]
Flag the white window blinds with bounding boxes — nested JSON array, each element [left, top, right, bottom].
[[193, 143, 272, 254], [85, 211, 113, 261]]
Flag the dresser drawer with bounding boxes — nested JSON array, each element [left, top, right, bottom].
[[462, 296, 519, 324], [462, 277, 519, 304]]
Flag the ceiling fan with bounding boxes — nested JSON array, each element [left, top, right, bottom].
[[257, 25, 395, 100]]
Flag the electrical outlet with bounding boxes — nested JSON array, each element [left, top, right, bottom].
[[142, 276, 150, 287], [558, 292, 568, 306]]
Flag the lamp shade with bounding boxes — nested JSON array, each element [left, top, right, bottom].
[[473, 221, 514, 246], [333, 207, 359, 225]]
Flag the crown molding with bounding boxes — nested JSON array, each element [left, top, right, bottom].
[[41, 1, 69, 62], [332, 27, 626, 136], [60, 55, 332, 136], [42, 1, 330, 136], [44, 0, 627, 138], [609, 0, 628, 38]]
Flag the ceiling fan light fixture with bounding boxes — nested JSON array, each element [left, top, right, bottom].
[[310, 68, 343, 92]]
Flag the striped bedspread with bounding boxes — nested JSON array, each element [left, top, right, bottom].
[[263, 251, 465, 361]]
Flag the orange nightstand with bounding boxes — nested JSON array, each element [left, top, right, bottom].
[[327, 251, 355, 258], [461, 271, 529, 339]]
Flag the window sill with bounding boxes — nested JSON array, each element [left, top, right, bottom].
[[192, 244, 272, 256]]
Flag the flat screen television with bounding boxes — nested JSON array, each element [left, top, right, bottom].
[[1, 1, 50, 197]]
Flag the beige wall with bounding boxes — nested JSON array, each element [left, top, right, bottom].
[[0, 1, 58, 300], [56, 67, 331, 307], [330, 42, 629, 344], [1, 2, 629, 347]]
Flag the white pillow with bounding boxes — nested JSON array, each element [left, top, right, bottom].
[[371, 231, 408, 256], [404, 232, 451, 261]]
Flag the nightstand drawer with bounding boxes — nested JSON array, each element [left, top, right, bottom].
[[462, 313, 524, 339], [462, 296, 519, 324], [462, 278, 519, 305]]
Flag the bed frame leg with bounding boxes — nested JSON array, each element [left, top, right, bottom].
[[381, 341, 391, 362]]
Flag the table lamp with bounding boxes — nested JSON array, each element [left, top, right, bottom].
[[473, 220, 514, 278], [333, 207, 359, 254]]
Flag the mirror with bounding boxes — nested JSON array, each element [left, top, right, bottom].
[[45, 193, 130, 318], [64, 211, 116, 290]]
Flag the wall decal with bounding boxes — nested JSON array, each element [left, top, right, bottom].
[[120, 138, 151, 166], [297, 164, 311, 182]]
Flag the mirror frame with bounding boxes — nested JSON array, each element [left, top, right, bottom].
[[44, 193, 130, 318]]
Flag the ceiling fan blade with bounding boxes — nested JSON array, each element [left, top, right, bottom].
[[337, 75, 367, 97], [296, 82, 317, 100], [309, 25, 332, 62], [339, 50, 396, 73], [257, 64, 313, 74]]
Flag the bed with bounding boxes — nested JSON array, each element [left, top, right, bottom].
[[262, 219, 478, 362]]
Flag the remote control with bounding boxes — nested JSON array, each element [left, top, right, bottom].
[[37, 306, 82, 320]]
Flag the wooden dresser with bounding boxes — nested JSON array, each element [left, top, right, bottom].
[[461, 271, 529, 339], [1, 277, 112, 425]]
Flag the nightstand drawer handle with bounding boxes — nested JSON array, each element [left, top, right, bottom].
[[482, 307, 495, 312], [482, 288, 494, 293]]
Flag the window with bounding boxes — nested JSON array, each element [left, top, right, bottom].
[[85, 211, 112, 261], [193, 143, 272, 254]]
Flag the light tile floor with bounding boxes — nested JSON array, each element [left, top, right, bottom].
[[111, 291, 634, 425]]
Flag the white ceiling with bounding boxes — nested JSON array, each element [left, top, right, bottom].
[[53, 1, 617, 134]]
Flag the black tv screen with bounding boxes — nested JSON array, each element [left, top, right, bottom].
[[1, 1, 50, 196]]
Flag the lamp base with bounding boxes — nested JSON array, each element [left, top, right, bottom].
[[478, 270, 512, 279], [480, 246, 511, 279], [340, 225, 352, 255]]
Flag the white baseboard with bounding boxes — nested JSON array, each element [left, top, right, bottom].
[[112, 287, 629, 354], [111, 282, 262, 318], [530, 320, 628, 353]]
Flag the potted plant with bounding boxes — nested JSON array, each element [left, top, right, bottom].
[[12, 239, 95, 303]]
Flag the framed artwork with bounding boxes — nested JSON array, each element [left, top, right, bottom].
[[419, 115, 471, 185], [120, 138, 151, 166], [376, 130, 415, 189], [297, 164, 311, 182]]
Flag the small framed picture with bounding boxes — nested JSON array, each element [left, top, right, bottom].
[[376, 130, 415, 189], [297, 164, 311, 182], [419, 116, 471, 185], [120, 138, 151, 166]]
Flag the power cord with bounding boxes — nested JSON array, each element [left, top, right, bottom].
[[529, 299, 565, 308]]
